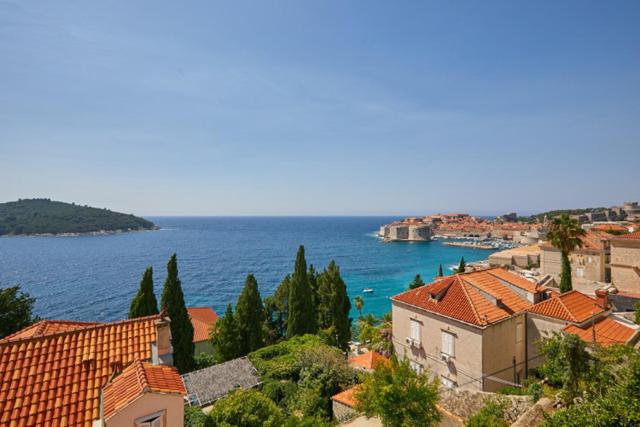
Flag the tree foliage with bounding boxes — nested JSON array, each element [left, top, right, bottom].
[[264, 275, 290, 344], [209, 389, 284, 427], [160, 253, 195, 373], [316, 260, 351, 350], [354, 296, 364, 318], [0, 198, 155, 236], [210, 304, 242, 363], [236, 274, 266, 354], [287, 246, 316, 337], [0, 285, 39, 339], [356, 314, 393, 357], [437, 264, 444, 277], [355, 356, 441, 427], [456, 256, 466, 273], [466, 400, 509, 427], [409, 274, 425, 289], [538, 332, 590, 400], [546, 214, 586, 293], [129, 267, 159, 318]]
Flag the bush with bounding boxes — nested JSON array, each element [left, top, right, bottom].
[[496, 386, 525, 395], [465, 400, 509, 427], [184, 406, 213, 427], [193, 352, 216, 370], [209, 389, 284, 427], [527, 383, 543, 403]]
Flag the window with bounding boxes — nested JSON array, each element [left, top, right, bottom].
[[516, 323, 523, 343], [576, 267, 584, 278], [409, 360, 423, 374], [441, 331, 455, 357], [135, 411, 165, 427], [588, 256, 593, 264], [410, 319, 421, 342], [441, 376, 456, 389]]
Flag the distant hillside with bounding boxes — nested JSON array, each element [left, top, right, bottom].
[[519, 207, 608, 223], [0, 199, 156, 236]]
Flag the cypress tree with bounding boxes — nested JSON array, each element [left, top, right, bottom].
[[409, 274, 425, 289], [437, 264, 444, 277], [264, 275, 290, 342], [317, 260, 352, 350], [160, 254, 195, 373], [456, 257, 466, 273], [210, 304, 241, 363], [235, 274, 265, 354], [308, 264, 319, 323], [129, 267, 159, 318], [287, 245, 316, 337]]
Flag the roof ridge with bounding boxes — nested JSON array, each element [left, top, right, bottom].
[[456, 277, 483, 325], [0, 314, 162, 346], [555, 293, 578, 322], [134, 360, 150, 392]]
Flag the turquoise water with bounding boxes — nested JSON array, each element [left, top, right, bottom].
[[0, 217, 497, 321]]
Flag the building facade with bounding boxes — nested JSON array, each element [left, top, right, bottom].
[[610, 231, 640, 295]]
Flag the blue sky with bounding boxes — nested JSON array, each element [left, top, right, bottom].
[[1, 1, 639, 216]]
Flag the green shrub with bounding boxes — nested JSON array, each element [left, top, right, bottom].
[[184, 406, 213, 427], [209, 389, 284, 427], [496, 385, 525, 395], [466, 400, 509, 427]]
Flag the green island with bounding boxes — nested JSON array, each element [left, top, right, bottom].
[[0, 198, 156, 236]]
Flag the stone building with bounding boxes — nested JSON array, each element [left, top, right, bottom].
[[539, 230, 612, 286], [391, 268, 549, 392], [610, 231, 640, 295]]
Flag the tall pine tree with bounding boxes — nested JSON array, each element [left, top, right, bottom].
[[210, 304, 241, 363], [317, 260, 351, 350], [160, 254, 195, 373], [235, 274, 265, 354], [456, 257, 466, 274], [264, 275, 290, 343], [129, 267, 159, 318], [409, 274, 425, 289], [437, 264, 444, 277], [287, 245, 316, 337]]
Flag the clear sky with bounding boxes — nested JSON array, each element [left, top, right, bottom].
[[1, 1, 639, 216]]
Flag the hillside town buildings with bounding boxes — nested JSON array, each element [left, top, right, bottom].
[[610, 231, 640, 295], [391, 268, 640, 393]]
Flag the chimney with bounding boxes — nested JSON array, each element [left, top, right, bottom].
[[595, 289, 609, 309], [153, 316, 174, 366]]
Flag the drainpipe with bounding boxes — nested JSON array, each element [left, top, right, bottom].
[[512, 356, 517, 385]]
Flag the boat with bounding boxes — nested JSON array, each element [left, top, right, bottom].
[[363, 288, 374, 293]]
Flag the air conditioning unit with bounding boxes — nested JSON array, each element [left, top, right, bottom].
[[411, 339, 421, 348], [405, 337, 413, 345], [441, 353, 451, 362]]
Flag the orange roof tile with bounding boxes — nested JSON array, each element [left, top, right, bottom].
[[528, 290, 606, 323], [592, 224, 628, 232], [187, 307, 218, 343], [564, 316, 638, 346], [102, 360, 185, 420], [0, 320, 102, 343], [392, 269, 534, 327], [349, 351, 389, 370], [617, 230, 640, 239], [331, 385, 362, 408], [486, 268, 540, 294], [0, 314, 161, 427]]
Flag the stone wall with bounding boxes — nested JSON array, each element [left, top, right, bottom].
[[333, 401, 356, 423], [438, 388, 532, 423]]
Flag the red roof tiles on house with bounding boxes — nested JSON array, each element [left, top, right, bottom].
[[349, 351, 389, 371], [563, 316, 638, 346], [617, 230, 640, 239], [187, 307, 218, 343], [528, 290, 606, 323], [0, 320, 102, 343], [331, 385, 361, 408], [102, 360, 185, 420], [0, 314, 162, 427], [392, 268, 535, 327]]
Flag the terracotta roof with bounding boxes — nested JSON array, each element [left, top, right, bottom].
[[0, 314, 161, 427], [0, 320, 102, 343], [528, 290, 606, 323], [580, 230, 611, 250], [392, 269, 534, 327], [486, 268, 540, 293], [331, 385, 361, 408], [592, 224, 628, 232], [103, 360, 185, 420], [616, 230, 640, 240], [187, 307, 218, 343], [349, 351, 389, 370], [564, 316, 638, 346]]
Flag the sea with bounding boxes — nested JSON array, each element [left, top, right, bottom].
[[0, 217, 498, 322]]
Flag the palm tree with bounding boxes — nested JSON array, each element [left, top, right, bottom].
[[354, 296, 364, 318], [546, 214, 586, 293]]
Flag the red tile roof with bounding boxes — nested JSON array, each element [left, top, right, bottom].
[[0, 320, 102, 343], [0, 314, 162, 427], [617, 230, 640, 240], [392, 268, 535, 327], [102, 360, 185, 420], [331, 385, 361, 408], [528, 290, 606, 323], [349, 351, 389, 370], [187, 307, 218, 343], [486, 268, 541, 294], [564, 316, 638, 346]]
